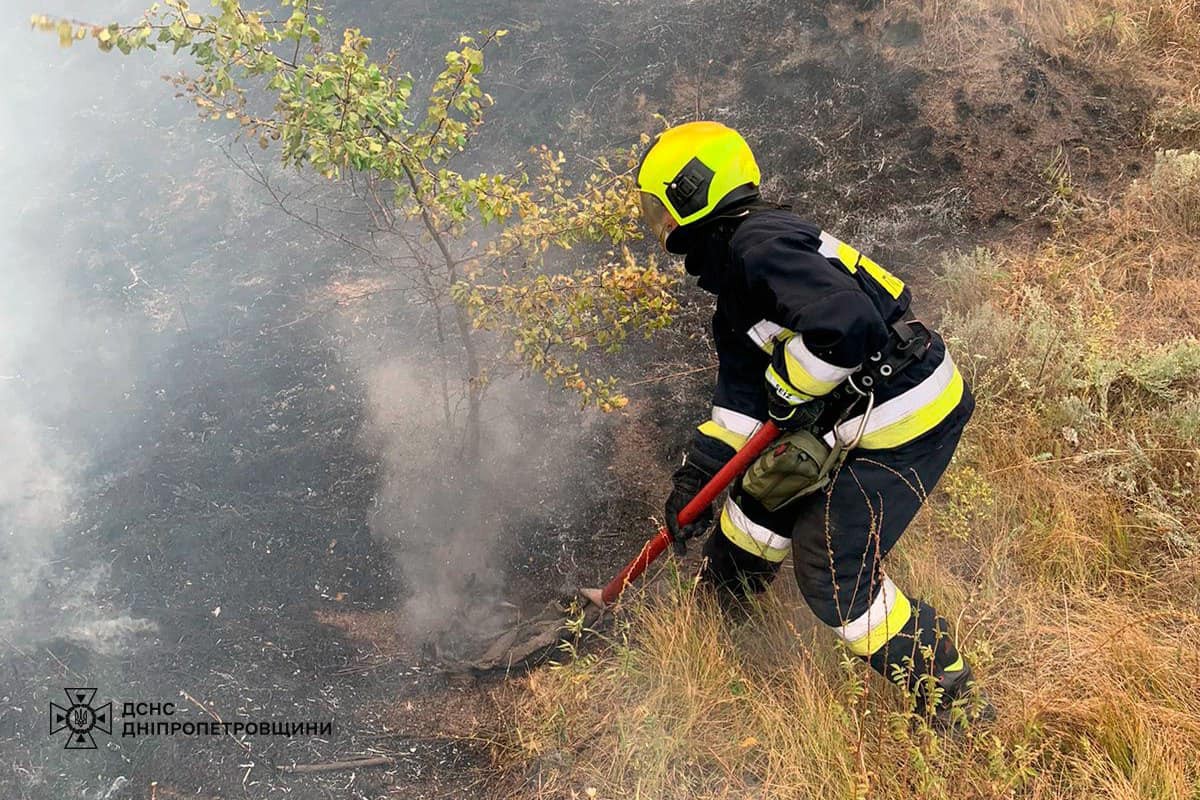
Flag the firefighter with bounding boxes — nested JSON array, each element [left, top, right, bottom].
[[637, 121, 993, 730]]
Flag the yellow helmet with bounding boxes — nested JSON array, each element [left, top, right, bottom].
[[636, 121, 761, 253]]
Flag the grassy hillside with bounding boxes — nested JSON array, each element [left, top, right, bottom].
[[489, 3, 1200, 797]]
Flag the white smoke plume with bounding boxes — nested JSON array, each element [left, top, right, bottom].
[[359, 349, 596, 641], [0, 0, 166, 648]]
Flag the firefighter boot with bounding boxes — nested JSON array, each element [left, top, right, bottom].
[[864, 600, 996, 734], [917, 660, 997, 733]]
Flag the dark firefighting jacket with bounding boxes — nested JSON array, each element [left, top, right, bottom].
[[686, 209, 965, 474]]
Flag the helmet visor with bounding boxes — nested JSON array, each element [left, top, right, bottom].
[[638, 192, 677, 251]]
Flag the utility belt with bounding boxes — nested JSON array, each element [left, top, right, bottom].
[[813, 315, 933, 431], [850, 317, 934, 394], [743, 317, 932, 511]]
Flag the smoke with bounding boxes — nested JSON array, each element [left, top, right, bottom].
[[359, 356, 476, 635], [0, 33, 70, 621], [0, 211, 86, 631], [358, 346, 596, 641], [0, 0, 176, 648], [0, 234, 158, 650], [0, 397, 73, 618], [0, 0, 624, 663]]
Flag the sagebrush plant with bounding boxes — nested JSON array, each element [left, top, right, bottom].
[[494, 140, 1200, 798], [1135, 149, 1200, 235]]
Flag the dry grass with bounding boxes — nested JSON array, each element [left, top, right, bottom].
[[880, 0, 1200, 69], [850, 0, 1200, 154], [917, 0, 1089, 60], [905, 0, 1200, 146], [1080, 0, 1200, 149], [488, 145, 1200, 800], [494, 579, 1199, 799], [485, 6, 1200, 795]]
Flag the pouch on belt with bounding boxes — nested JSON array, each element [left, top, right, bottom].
[[741, 429, 840, 512]]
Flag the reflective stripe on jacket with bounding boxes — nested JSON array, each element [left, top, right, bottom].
[[691, 209, 966, 465]]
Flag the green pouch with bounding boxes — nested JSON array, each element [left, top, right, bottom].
[[742, 429, 838, 511]]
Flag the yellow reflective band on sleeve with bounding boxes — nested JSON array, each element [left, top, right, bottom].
[[748, 319, 791, 353], [943, 655, 965, 673], [766, 364, 815, 404], [699, 420, 749, 451], [837, 578, 914, 657], [858, 366, 964, 450], [782, 336, 853, 398], [713, 406, 762, 437], [699, 406, 762, 451], [818, 232, 906, 300], [719, 502, 791, 563], [845, 245, 906, 301], [782, 351, 839, 396]]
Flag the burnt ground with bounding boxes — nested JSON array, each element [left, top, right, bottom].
[[0, 0, 1153, 797]]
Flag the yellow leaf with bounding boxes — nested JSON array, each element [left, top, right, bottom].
[[184, 12, 202, 26], [739, 736, 758, 749], [97, 29, 111, 42]]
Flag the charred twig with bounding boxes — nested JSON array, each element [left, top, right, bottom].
[[45, 648, 85, 681], [279, 756, 393, 774], [625, 363, 717, 386], [179, 689, 253, 755], [360, 731, 474, 742]]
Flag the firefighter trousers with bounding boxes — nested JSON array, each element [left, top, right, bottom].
[[700, 385, 976, 694]]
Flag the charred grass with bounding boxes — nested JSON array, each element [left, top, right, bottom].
[[898, 0, 1200, 149], [486, 12, 1200, 798]]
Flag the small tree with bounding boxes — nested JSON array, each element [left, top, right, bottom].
[[33, 1, 677, 461]]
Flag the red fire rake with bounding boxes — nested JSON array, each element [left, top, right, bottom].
[[580, 421, 781, 607]]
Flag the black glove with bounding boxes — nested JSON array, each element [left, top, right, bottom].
[[664, 456, 715, 555], [767, 391, 825, 432]]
